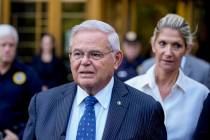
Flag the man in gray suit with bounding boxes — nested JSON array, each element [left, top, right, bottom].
[[139, 54, 210, 89], [23, 20, 166, 140]]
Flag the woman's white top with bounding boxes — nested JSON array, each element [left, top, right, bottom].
[[126, 65, 209, 140]]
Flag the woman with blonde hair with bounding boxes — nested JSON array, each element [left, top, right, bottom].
[[126, 14, 209, 140]]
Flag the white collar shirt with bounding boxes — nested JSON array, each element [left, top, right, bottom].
[[126, 65, 209, 140], [65, 77, 114, 140]]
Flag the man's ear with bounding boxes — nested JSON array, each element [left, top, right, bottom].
[[113, 51, 123, 70]]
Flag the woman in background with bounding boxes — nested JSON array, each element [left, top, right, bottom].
[[31, 33, 68, 91]]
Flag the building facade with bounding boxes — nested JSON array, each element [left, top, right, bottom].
[[1, 0, 209, 62]]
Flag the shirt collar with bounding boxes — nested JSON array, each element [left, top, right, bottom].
[[142, 65, 187, 94], [76, 77, 114, 109], [181, 56, 186, 68], [141, 65, 156, 89], [175, 69, 187, 93]]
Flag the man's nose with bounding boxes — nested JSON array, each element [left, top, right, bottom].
[[81, 54, 91, 65], [4, 45, 12, 51]]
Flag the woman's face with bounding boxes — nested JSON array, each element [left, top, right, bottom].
[[152, 27, 188, 73], [41, 35, 54, 53]]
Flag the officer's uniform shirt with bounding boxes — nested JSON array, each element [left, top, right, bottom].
[[0, 59, 42, 136], [116, 56, 144, 81]]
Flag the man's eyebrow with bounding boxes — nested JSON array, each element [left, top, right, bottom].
[[71, 49, 82, 52]]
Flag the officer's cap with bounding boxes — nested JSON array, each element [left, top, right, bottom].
[[124, 31, 140, 44]]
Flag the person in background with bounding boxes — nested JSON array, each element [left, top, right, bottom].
[[139, 54, 210, 89], [31, 33, 68, 91], [0, 24, 42, 140], [126, 13, 209, 140], [194, 93, 210, 139], [116, 31, 144, 81], [23, 20, 166, 140]]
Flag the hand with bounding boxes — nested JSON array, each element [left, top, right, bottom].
[[3, 129, 19, 140]]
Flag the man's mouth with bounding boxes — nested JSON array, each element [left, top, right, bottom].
[[162, 59, 174, 64]]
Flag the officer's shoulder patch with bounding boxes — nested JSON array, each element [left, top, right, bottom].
[[13, 71, 27, 85]]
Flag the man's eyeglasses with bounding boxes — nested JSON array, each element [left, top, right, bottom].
[[70, 50, 113, 60]]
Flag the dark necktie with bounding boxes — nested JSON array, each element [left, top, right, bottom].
[[76, 96, 98, 140]]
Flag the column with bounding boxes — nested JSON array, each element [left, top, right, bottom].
[[86, 0, 103, 20], [1, 0, 10, 24], [48, 0, 62, 57]]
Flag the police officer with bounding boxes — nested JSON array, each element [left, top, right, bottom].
[[0, 24, 42, 140], [116, 31, 144, 81]]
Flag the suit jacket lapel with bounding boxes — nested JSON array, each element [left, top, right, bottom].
[[102, 78, 129, 140], [55, 83, 77, 140]]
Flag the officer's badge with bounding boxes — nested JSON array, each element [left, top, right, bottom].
[[13, 71, 27, 85]]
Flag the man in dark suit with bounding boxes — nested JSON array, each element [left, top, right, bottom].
[[194, 93, 210, 139], [23, 20, 167, 140], [139, 54, 210, 89]]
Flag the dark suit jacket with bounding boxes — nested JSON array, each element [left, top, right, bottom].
[[23, 78, 167, 140], [194, 93, 210, 140], [183, 55, 210, 89]]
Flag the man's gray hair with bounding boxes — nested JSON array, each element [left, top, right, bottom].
[[0, 24, 19, 44], [151, 13, 194, 47], [69, 20, 121, 52]]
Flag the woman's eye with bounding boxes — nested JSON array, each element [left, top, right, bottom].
[[159, 41, 166, 47], [174, 43, 182, 49]]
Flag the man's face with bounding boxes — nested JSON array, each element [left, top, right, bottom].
[[0, 35, 17, 65], [123, 42, 141, 61], [69, 29, 122, 93]]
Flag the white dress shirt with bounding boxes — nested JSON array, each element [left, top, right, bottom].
[[126, 65, 209, 140], [65, 77, 114, 140]]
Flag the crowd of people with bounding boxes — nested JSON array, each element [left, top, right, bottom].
[[0, 26, 68, 140], [0, 13, 210, 140]]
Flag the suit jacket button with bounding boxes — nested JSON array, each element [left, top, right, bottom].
[[117, 101, 122, 105]]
